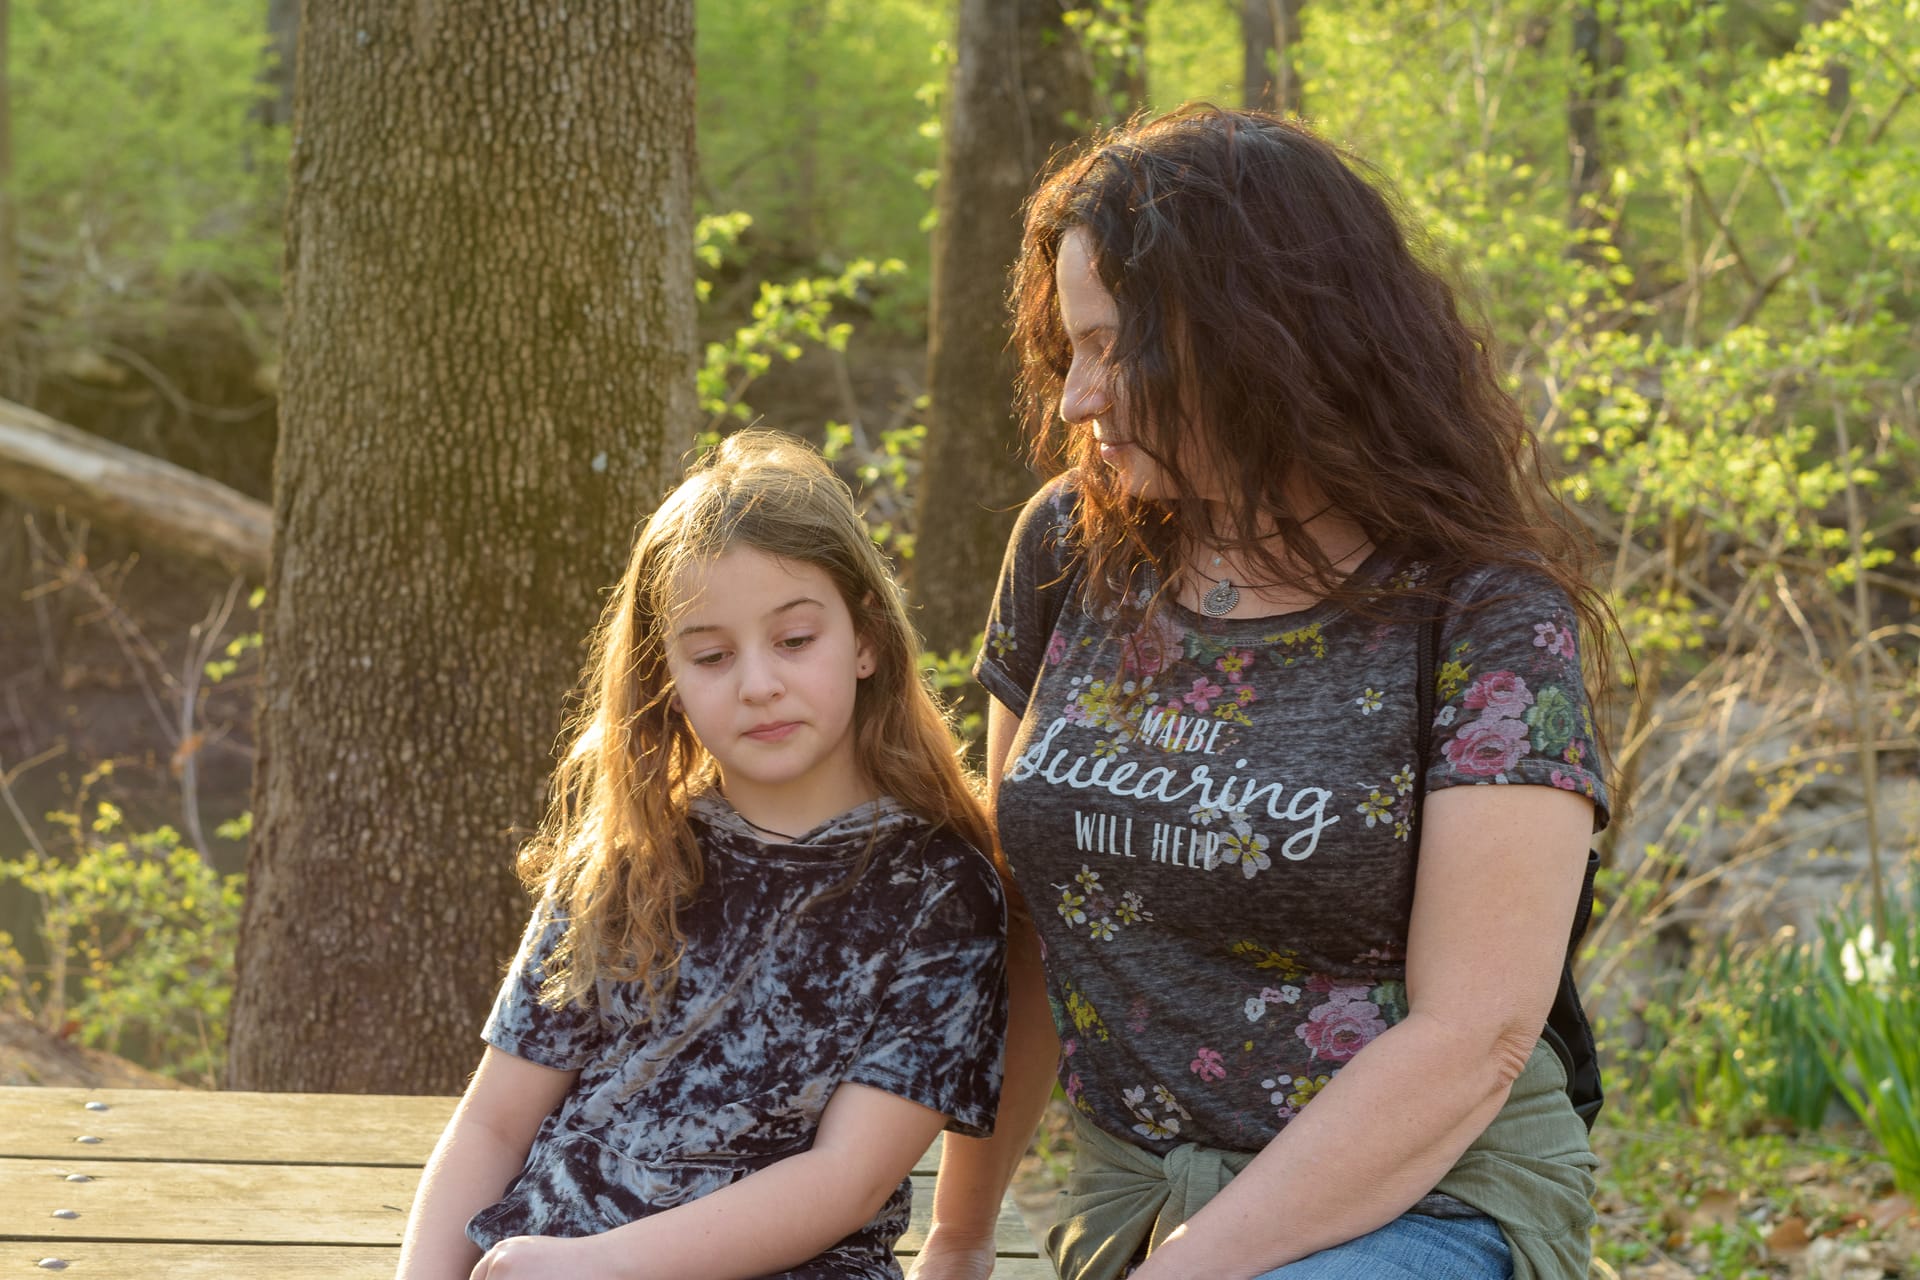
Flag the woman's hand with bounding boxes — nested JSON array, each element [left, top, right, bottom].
[[905, 1223, 1000, 1280], [470, 1232, 624, 1280]]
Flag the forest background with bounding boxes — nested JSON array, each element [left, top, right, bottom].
[[1, 1, 1918, 1276]]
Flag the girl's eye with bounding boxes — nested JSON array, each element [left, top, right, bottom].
[[778, 634, 815, 651], [691, 650, 729, 666]]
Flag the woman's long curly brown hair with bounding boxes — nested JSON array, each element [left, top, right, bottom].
[[1011, 104, 1615, 671], [517, 431, 992, 1011]]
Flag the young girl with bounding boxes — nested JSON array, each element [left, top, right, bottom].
[[396, 431, 1009, 1280]]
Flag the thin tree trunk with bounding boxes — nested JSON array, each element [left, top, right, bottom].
[[228, 0, 696, 1094], [912, 0, 1094, 666], [261, 0, 300, 130], [1242, 0, 1304, 116], [1568, 5, 1621, 232], [1118, 0, 1149, 113]]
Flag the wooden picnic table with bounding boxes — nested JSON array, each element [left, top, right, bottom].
[[0, 1086, 1056, 1278]]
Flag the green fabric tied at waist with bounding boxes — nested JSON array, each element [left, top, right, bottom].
[[1045, 1039, 1599, 1280]]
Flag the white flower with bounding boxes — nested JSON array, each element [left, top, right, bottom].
[[1436, 705, 1458, 726], [1841, 925, 1895, 991], [1189, 801, 1223, 825], [1244, 996, 1268, 1022], [1354, 688, 1383, 715], [1089, 917, 1116, 941]]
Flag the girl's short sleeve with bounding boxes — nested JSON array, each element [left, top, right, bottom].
[[481, 901, 603, 1071], [1425, 566, 1611, 830], [841, 841, 1009, 1138], [973, 475, 1082, 718]]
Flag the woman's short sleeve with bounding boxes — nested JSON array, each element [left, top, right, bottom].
[[973, 475, 1083, 718], [481, 901, 603, 1071], [1425, 566, 1612, 830], [841, 840, 1009, 1138]]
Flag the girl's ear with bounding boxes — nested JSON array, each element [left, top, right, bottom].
[[855, 636, 876, 680]]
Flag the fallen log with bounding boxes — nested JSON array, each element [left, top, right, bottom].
[[0, 397, 270, 577]]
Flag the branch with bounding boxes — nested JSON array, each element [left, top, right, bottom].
[[0, 397, 270, 577]]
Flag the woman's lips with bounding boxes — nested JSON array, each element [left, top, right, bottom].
[[744, 721, 801, 742]]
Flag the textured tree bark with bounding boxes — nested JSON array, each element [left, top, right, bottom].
[[227, 1, 696, 1094], [912, 0, 1093, 665], [0, 397, 270, 575]]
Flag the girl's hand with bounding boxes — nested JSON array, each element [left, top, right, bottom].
[[470, 1233, 624, 1280]]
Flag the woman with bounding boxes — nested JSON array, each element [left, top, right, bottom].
[[911, 106, 1611, 1280]]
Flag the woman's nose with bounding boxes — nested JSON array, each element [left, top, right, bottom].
[[1060, 361, 1110, 425]]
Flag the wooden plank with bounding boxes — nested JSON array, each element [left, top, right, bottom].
[[3, 1244, 400, 1278], [1, 1244, 1061, 1278], [0, 1087, 455, 1166], [0, 1157, 419, 1247], [0, 1088, 952, 1174], [0, 1161, 1035, 1256]]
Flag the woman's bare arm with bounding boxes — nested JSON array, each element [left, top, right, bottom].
[[1130, 783, 1593, 1279]]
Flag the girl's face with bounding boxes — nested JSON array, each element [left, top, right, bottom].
[[663, 547, 875, 828]]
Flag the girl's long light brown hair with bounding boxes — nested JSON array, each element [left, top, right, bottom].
[[518, 430, 992, 1010]]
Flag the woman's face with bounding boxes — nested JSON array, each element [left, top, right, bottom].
[[1055, 229, 1166, 498], [1055, 228, 1225, 500]]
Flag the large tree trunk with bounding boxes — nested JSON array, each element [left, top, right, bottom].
[[227, 0, 697, 1094], [1242, 0, 1304, 116], [911, 0, 1094, 665]]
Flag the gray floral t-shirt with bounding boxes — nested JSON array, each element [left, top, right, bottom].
[[469, 794, 1008, 1278], [975, 475, 1607, 1157]]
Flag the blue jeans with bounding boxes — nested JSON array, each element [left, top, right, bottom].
[[1252, 1212, 1512, 1280]]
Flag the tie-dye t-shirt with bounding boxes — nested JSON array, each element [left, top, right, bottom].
[[468, 794, 1008, 1279], [974, 474, 1606, 1160]]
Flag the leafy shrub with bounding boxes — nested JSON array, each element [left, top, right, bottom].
[[0, 799, 243, 1087]]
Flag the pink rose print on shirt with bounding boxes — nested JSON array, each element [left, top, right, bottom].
[[1184, 676, 1225, 711], [1297, 998, 1389, 1061], [1189, 1046, 1227, 1081], [1532, 620, 1577, 660], [1304, 975, 1373, 1003], [1444, 716, 1531, 776], [1119, 611, 1183, 679], [1046, 632, 1070, 666], [1463, 670, 1535, 719]]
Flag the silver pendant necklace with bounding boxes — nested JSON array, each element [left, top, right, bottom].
[[1201, 555, 1240, 617]]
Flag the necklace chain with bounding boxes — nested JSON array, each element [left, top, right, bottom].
[[1196, 542, 1372, 618], [719, 790, 804, 843]]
